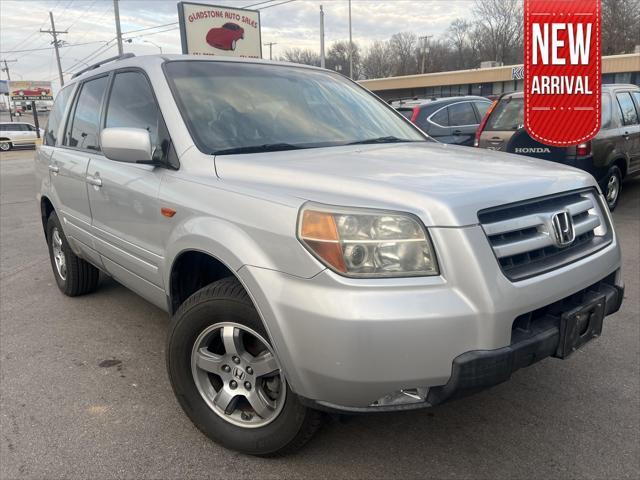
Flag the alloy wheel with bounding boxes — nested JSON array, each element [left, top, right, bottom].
[[606, 174, 619, 206], [0, 142, 10, 151], [191, 322, 285, 428], [51, 227, 67, 280]]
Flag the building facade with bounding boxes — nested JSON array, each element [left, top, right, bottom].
[[359, 53, 640, 101]]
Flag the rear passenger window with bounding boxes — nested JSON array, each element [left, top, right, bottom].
[[474, 101, 491, 120], [105, 71, 162, 149], [66, 76, 109, 151], [616, 92, 639, 126], [430, 107, 449, 126], [448, 102, 477, 126], [44, 85, 73, 146]]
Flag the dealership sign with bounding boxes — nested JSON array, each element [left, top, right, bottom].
[[524, 0, 601, 146], [177, 1, 261, 58], [9, 81, 53, 101]]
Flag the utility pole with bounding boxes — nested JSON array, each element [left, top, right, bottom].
[[419, 35, 432, 74], [1, 59, 17, 122], [320, 5, 325, 68], [114, 0, 124, 55], [41, 11, 67, 86], [263, 42, 277, 60], [348, 0, 353, 78]]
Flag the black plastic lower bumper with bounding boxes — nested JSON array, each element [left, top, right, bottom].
[[426, 280, 624, 406]]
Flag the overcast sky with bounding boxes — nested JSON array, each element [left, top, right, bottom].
[[1, 0, 473, 91]]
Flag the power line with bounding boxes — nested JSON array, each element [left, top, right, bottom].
[[260, 0, 296, 9], [41, 11, 68, 86], [243, 0, 280, 8], [1, 40, 108, 55], [122, 22, 179, 35]]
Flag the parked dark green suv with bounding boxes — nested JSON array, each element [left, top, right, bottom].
[[475, 84, 640, 210]]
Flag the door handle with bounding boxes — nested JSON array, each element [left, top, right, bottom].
[[48, 164, 59, 173], [452, 130, 462, 136], [86, 175, 102, 187]]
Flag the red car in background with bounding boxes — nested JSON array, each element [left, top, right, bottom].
[[206, 22, 244, 51], [12, 87, 51, 97]]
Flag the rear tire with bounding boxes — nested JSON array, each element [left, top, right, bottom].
[[603, 165, 622, 211], [46, 212, 100, 296], [166, 277, 323, 456], [0, 140, 11, 151]]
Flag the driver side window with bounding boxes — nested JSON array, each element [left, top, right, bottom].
[[105, 71, 170, 161]]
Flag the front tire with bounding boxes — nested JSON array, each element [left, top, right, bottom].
[[166, 277, 322, 455], [46, 212, 100, 296], [0, 140, 11, 151], [603, 165, 622, 211]]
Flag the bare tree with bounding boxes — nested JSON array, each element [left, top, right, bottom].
[[472, 0, 523, 64], [280, 48, 321, 67], [390, 32, 419, 75], [361, 40, 395, 79], [446, 19, 474, 69], [602, 0, 640, 55], [326, 41, 361, 78]]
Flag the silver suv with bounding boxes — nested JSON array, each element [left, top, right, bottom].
[[35, 54, 624, 455]]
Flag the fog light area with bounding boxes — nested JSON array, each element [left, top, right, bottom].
[[370, 387, 429, 407]]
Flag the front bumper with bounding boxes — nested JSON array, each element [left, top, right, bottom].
[[425, 277, 623, 407], [238, 225, 623, 411]]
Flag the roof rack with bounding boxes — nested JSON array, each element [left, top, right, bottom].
[[71, 53, 135, 79]]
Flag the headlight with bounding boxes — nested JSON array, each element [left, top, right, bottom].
[[297, 204, 439, 278]]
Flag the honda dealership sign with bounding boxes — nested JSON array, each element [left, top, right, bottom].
[[177, 2, 261, 58]]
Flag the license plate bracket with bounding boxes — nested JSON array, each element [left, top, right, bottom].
[[555, 293, 606, 359]]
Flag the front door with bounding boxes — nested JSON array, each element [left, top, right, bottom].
[[86, 69, 171, 300]]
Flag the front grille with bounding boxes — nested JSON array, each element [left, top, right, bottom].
[[479, 189, 612, 281]]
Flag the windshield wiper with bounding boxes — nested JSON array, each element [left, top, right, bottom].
[[347, 136, 419, 145], [213, 143, 306, 155]]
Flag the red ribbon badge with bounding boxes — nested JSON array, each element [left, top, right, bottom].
[[524, 0, 601, 146]]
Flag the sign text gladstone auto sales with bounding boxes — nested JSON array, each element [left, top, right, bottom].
[[178, 2, 261, 58], [524, 0, 601, 146]]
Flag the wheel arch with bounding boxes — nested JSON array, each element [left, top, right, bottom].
[[40, 195, 55, 239], [613, 157, 628, 178]]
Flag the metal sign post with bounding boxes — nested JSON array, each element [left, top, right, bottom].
[[31, 101, 40, 139]]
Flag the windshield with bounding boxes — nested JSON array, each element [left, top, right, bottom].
[[164, 61, 426, 154], [485, 97, 523, 131]]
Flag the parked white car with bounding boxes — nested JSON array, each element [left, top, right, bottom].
[[0, 122, 43, 151]]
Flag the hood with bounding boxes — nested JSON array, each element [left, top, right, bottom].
[[214, 142, 597, 227]]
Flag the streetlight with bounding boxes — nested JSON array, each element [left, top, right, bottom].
[[143, 40, 162, 53]]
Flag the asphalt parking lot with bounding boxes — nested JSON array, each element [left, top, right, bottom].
[[1, 148, 638, 479]]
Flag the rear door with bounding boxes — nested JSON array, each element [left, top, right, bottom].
[[478, 96, 523, 152], [86, 69, 170, 300], [424, 105, 451, 142], [50, 74, 109, 261], [615, 90, 640, 173], [447, 101, 481, 146]]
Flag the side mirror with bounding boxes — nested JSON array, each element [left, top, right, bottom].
[[101, 127, 153, 163]]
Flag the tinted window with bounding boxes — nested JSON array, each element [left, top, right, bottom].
[[616, 92, 639, 125], [44, 86, 73, 145], [632, 91, 640, 110], [105, 71, 163, 151], [485, 97, 523, 131], [66, 76, 109, 151], [474, 101, 491, 119], [448, 102, 477, 126], [430, 107, 449, 126], [165, 61, 426, 154]]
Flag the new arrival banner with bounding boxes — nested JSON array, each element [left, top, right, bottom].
[[524, 0, 601, 146]]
